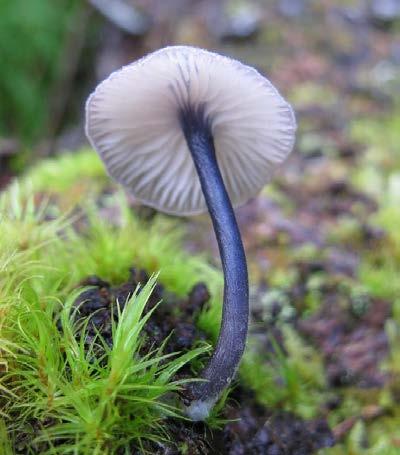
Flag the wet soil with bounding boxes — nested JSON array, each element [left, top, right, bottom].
[[72, 267, 335, 454]]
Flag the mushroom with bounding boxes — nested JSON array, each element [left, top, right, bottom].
[[85, 46, 296, 421]]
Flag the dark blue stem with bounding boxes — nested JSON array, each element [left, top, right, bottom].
[[180, 107, 249, 405]]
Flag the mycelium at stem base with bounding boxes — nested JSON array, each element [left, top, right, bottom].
[[180, 106, 249, 421]]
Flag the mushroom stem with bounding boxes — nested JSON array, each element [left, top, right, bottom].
[[180, 107, 249, 421]]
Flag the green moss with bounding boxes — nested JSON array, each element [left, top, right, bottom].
[[346, 108, 400, 306], [0, 180, 223, 314], [262, 184, 296, 214], [350, 109, 400, 200], [319, 109, 400, 454], [2, 274, 207, 453], [241, 325, 327, 419], [288, 82, 338, 109], [356, 204, 400, 301], [268, 266, 298, 289], [0, 419, 13, 455], [18, 148, 108, 205], [0, 163, 223, 451], [351, 113, 400, 175], [322, 388, 400, 454], [327, 217, 364, 245]]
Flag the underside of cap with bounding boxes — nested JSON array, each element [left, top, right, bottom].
[[85, 46, 296, 215]]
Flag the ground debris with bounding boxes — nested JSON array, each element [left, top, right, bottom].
[[299, 298, 390, 387]]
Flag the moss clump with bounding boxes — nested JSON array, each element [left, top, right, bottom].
[[0, 157, 224, 452]]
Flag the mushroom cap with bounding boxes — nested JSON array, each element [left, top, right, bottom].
[[86, 46, 296, 215]]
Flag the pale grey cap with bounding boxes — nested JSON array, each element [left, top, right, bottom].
[[85, 46, 296, 215]]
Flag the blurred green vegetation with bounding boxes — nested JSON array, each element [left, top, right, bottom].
[[0, 0, 81, 144], [349, 109, 400, 303]]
